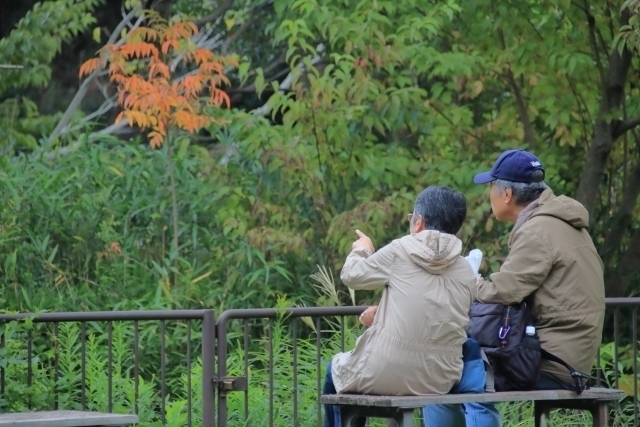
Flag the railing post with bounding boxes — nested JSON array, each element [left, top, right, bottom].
[[202, 310, 215, 427], [217, 311, 230, 427]]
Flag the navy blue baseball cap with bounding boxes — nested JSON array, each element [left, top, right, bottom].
[[473, 149, 545, 184]]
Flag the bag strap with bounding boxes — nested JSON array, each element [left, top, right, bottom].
[[480, 349, 495, 393], [541, 349, 591, 395]]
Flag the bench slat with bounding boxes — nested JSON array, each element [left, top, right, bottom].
[[320, 387, 624, 408], [0, 411, 139, 427]]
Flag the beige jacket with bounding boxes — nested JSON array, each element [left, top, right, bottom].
[[477, 189, 605, 383], [333, 230, 477, 395]]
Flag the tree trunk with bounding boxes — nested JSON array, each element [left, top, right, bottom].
[[166, 137, 179, 287], [601, 158, 640, 265], [576, 14, 632, 222], [605, 227, 640, 297]]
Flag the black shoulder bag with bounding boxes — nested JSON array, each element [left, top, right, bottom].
[[467, 301, 591, 394]]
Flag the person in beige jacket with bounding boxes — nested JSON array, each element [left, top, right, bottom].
[[322, 185, 478, 427]]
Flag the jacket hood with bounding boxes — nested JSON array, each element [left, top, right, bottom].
[[397, 230, 462, 275], [530, 189, 590, 229]]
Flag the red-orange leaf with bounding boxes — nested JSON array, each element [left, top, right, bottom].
[[149, 131, 164, 148], [161, 39, 181, 55], [115, 111, 126, 124], [120, 41, 159, 59], [79, 58, 103, 77], [149, 60, 170, 79], [163, 21, 197, 41], [129, 27, 159, 42], [109, 62, 126, 76], [192, 48, 215, 65], [199, 61, 224, 75]]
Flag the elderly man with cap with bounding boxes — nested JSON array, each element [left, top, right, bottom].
[[423, 149, 605, 427]]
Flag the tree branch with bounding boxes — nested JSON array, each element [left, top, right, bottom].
[[46, 69, 109, 144], [221, 10, 256, 54], [43, 119, 130, 161], [613, 116, 640, 139], [497, 28, 536, 150], [66, 95, 118, 132], [194, 0, 235, 27], [252, 45, 324, 117], [583, 0, 606, 84], [234, 65, 289, 94], [46, 6, 143, 146], [429, 102, 489, 147], [566, 76, 591, 146]]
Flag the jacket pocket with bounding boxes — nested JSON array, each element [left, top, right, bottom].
[[468, 303, 504, 348]]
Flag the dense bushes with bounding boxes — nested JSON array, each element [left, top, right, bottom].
[[0, 133, 513, 313]]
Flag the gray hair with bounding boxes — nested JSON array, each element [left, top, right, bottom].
[[494, 179, 547, 206], [413, 185, 467, 235]]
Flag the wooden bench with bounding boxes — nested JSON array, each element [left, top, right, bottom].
[[0, 411, 139, 427], [321, 387, 624, 427]]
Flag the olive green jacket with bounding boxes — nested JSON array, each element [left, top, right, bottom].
[[477, 189, 605, 383]]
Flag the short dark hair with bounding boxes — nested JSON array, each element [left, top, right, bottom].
[[413, 185, 467, 235]]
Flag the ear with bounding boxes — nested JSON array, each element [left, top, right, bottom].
[[504, 187, 513, 204], [415, 216, 426, 232]]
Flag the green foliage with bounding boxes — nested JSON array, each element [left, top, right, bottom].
[[0, 98, 63, 155], [0, 319, 161, 418], [0, 0, 103, 154], [0, 0, 102, 92], [2, 0, 640, 303], [0, 141, 315, 311], [1, 0, 640, 425], [2, 0, 639, 311], [598, 341, 640, 397]]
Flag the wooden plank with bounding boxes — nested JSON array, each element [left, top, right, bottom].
[[320, 388, 624, 408], [0, 411, 139, 427]]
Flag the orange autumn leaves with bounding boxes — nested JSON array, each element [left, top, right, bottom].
[[80, 19, 236, 148]]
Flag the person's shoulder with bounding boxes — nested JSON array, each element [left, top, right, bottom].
[[511, 222, 554, 255], [447, 256, 477, 282]]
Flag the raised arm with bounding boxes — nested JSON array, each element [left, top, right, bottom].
[[340, 242, 395, 291]]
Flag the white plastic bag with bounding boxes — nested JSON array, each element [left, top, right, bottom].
[[465, 249, 483, 278]]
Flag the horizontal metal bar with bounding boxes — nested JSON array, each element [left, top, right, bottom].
[[217, 306, 368, 324], [0, 310, 213, 322], [217, 299, 640, 325], [0, 298, 637, 324], [603, 297, 640, 306]]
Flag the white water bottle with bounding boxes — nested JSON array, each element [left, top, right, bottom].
[[525, 325, 536, 336]]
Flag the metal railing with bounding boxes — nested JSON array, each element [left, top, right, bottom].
[[0, 310, 215, 427], [216, 306, 365, 427], [1, 298, 638, 427], [596, 298, 639, 427], [214, 299, 640, 427]]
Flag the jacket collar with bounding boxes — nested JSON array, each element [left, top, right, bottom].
[[510, 188, 554, 239]]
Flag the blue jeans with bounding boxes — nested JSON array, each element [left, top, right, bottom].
[[323, 361, 365, 427], [424, 347, 570, 427], [423, 338, 501, 427]]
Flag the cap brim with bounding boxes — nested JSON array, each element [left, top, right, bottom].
[[473, 171, 495, 184]]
